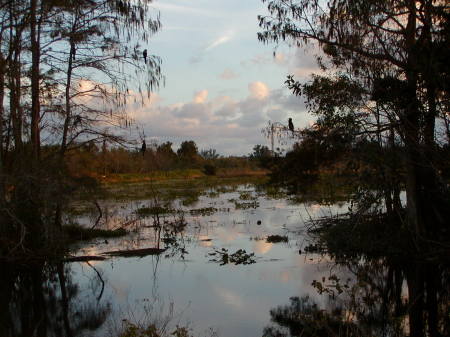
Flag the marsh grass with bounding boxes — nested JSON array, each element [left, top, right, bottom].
[[189, 207, 218, 216], [238, 191, 257, 201], [136, 206, 174, 217], [230, 199, 260, 209]]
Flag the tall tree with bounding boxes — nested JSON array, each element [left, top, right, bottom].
[[259, 0, 450, 240], [0, 0, 163, 253]]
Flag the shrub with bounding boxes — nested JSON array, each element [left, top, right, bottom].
[[203, 164, 217, 176]]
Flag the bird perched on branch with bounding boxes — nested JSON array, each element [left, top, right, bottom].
[[141, 140, 146, 156], [288, 118, 294, 132], [143, 49, 147, 64]]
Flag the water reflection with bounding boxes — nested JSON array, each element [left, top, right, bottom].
[[263, 257, 449, 337], [1, 182, 447, 337], [0, 261, 110, 337]]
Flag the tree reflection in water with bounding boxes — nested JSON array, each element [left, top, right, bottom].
[[0, 261, 110, 337], [263, 258, 449, 337]]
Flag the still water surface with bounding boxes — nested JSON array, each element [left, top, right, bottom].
[[3, 179, 446, 337], [69, 181, 347, 337]]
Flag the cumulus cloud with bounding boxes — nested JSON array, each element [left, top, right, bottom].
[[219, 68, 238, 80], [127, 81, 311, 155], [193, 90, 208, 103], [248, 81, 269, 100]]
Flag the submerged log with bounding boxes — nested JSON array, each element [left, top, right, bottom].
[[64, 255, 107, 262], [102, 247, 166, 257]]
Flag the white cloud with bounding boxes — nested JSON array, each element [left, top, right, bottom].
[[126, 81, 311, 155], [248, 81, 269, 100], [205, 31, 234, 51], [193, 90, 208, 103]]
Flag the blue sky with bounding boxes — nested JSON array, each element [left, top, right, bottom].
[[129, 0, 320, 155]]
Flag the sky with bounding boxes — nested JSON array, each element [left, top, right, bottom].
[[128, 0, 321, 156]]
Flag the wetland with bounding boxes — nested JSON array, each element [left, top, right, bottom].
[[1, 177, 447, 337]]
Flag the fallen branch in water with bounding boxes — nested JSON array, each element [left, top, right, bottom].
[[113, 218, 141, 231], [64, 255, 107, 262], [102, 247, 166, 257]]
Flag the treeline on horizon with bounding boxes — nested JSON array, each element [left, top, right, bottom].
[[57, 140, 267, 177]]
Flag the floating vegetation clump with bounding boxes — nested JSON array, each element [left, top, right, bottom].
[[238, 191, 257, 201], [266, 235, 289, 243], [209, 248, 256, 265], [233, 200, 259, 209], [189, 207, 218, 216], [136, 206, 173, 217]]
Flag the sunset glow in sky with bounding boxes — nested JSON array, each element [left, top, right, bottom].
[[131, 0, 320, 155]]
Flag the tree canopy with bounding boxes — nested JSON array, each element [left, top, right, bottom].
[[259, 0, 450, 239]]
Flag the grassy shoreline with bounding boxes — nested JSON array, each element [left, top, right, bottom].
[[96, 168, 269, 185]]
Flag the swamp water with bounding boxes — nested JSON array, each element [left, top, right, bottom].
[[1, 179, 448, 337]]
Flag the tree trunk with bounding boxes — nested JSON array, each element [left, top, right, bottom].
[[61, 39, 75, 156], [404, 0, 425, 239], [30, 0, 41, 163], [0, 51, 5, 204], [9, 26, 23, 152]]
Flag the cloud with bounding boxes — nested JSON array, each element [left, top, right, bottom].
[[205, 31, 234, 51], [153, 3, 217, 17], [127, 81, 312, 155], [274, 52, 287, 65], [240, 48, 322, 79], [193, 90, 208, 103], [190, 30, 235, 64], [219, 69, 238, 80], [248, 81, 269, 100]]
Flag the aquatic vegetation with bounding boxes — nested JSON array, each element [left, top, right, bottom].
[[136, 206, 174, 217], [238, 191, 257, 201], [64, 224, 127, 241], [208, 248, 256, 265], [181, 194, 200, 206], [266, 235, 288, 243], [233, 200, 259, 209], [249, 236, 265, 241], [189, 207, 218, 216]]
